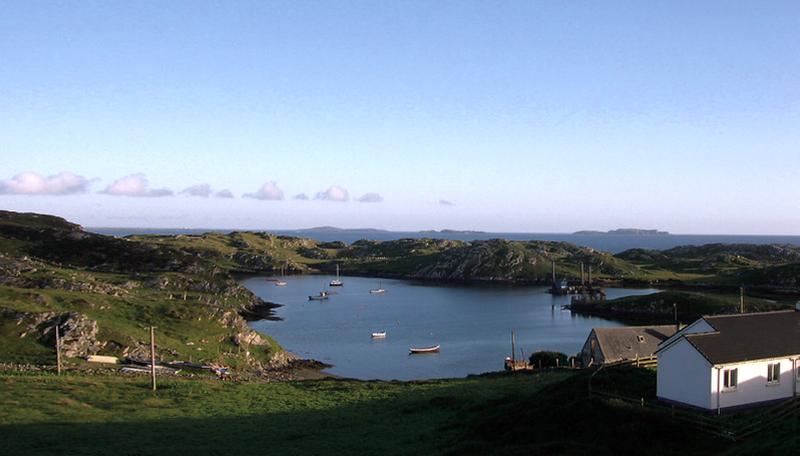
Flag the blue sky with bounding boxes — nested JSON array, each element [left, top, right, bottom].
[[1, 1, 798, 233]]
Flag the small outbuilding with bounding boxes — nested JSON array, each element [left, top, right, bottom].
[[656, 309, 800, 412], [580, 325, 677, 367]]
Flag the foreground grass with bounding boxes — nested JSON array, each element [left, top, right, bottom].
[[2, 369, 798, 455], [0, 371, 567, 456]]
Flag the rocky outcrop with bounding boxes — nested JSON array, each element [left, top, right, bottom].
[[3, 309, 103, 357], [219, 310, 268, 347]]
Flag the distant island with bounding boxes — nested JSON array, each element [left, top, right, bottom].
[[418, 229, 487, 235], [573, 228, 670, 236]]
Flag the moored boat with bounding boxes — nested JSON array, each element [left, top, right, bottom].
[[329, 265, 343, 287], [275, 280, 287, 286], [369, 281, 385, 294], [371, 332, 387, 338], [409, 345, 440, 354], [308, 291, 329, 301]]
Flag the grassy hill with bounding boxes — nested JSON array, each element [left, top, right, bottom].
[[570, 290, 792, 322], [0, 211, 283, 371]]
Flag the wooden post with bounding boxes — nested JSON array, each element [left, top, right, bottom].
[[740, 286, 744, 314], [673, 303, 678, 331], [511, 331, 516, 363], [55, 324, 62, 375], [150, 326, 157, 391]]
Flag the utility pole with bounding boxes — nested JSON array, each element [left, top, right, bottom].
[[740, 286, 745, 314], [55, 324, 62, 375], [511, 331, 516, 363], [150, 326, 157, 391], [673, 303, 679, 332]]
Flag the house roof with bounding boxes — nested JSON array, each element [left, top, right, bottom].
[[684, 310, 800, 365], [593, 325, 677, 362]]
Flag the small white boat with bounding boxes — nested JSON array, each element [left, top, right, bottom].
[[369, 281, 385, 294], [371, 332, 387, 338], [409, 345, 440, 354], [329, 265, 343, 287], [275, 280, 287, 286]]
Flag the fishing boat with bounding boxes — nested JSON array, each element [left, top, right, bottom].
[[308, 291, 329, 301], [409, 345, 440, 354], [371, 332, 387, 338], [369, 281, 385, 294], [329, 265, 343, 287]]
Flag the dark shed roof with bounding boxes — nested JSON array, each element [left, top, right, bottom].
[[593, 325, 677, 363], [685, 310, 800, 365]]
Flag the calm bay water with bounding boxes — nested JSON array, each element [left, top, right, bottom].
[[90, 227, 800, 254], [244, 275, 659, 380]]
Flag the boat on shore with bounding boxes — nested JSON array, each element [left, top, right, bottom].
[[409, 345, 440, 354], [329, 265, 343, 287], [371, 332, 387, 338], [308, 291, 329, 301]]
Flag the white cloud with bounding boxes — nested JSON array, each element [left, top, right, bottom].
[[101, 174, 173, 197], [438, 199, 455, 206], [315, 185, 349, 202], [293, 193, 309, 200], [356, 192, 383, 203], [0, 171, 90, 195], [214, 189, 234, 199], [244, 181, 284, 200], [180, 183, 212, 198]]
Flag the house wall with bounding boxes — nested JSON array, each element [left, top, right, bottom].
[[712, 357, 799, 410], [657, 338, 712, 409], [580, 331, 604, 366]]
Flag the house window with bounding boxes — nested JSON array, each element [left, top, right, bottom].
[[767, 363, 780, 384], [723, 368, 738, 390]]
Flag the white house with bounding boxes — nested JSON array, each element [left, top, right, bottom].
[[656, 309, 800, 412]]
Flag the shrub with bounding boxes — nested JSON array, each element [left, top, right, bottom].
[[529, 351, 568, 368]]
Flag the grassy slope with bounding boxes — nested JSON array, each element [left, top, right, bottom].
[[0, 285, 280, 368], [0, 371, 568, 456], [1, 369, 796, 456], [0, 212, 280, 368]]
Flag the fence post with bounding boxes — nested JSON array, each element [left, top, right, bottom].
[[55, 324, 62, 375], [150, 326, 157, 391]]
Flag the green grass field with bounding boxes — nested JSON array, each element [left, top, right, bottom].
[[0, 371, 568, 455], [2, 368, 797, 456]]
